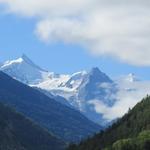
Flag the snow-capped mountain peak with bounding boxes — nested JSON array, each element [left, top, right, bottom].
[[90, 67, 101, 74], [1, 54, 43, 70], [21, 54, 46, 72], [22, 54, 32, 62], [0, 55, 49, 84], [77, 67, 115, 103], [88, 67, 112, 83], [1, 57, 23, 69]]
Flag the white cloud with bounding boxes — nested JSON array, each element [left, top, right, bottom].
[[0, 0, 150, 66], [0, 0, 93, 17], [89, 79, 150, 121]]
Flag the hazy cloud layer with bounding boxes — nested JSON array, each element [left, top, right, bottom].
[[89, 80, 150, 121], [0, 0, 150, 66]]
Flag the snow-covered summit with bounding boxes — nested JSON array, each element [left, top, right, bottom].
[[21, 54, 46, 71], [0, 55, 49, 84], [1, 57, 24, 69]]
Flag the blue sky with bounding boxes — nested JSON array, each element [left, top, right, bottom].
[[0, 5, 150, 80]]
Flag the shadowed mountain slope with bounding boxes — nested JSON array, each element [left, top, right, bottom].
[[0, 71, 101, 142], [0, 102, 65, 150]]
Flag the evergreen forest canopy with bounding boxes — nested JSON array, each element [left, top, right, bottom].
[[67, 95, 150, 150]]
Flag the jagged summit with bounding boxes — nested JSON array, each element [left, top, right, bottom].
[[22, 53, 29, 59], [88, 67, 112, 83], [21, 54, 46, 72], [0, 54, 49, 84], [21, 54, 33, 64], [90, 67, 101, 73], [1, 54, 45, 72], [89, 67, 102, 77]]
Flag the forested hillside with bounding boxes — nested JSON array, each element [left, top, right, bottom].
[[68, 95, 150, 150], [0, 103, 65, 150]]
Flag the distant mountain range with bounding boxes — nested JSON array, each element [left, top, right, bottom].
[[0, 71, 101, 142], [1, 54, 150, 126]]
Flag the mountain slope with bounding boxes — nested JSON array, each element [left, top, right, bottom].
[[0, 102, 65, 150], [0, 54, 49, 84], [4, 56, 150, 127], [0, 56, 116, 126], [0, 71, 101, 142], [78, 67, 113, 101], [35, 87, 73, 108], [76, 67, 116, 125], [67, 95, 150, 150]]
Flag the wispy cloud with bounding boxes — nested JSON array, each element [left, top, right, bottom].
[[0, 0, 150, 66], [89, 79, 150, 121]]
